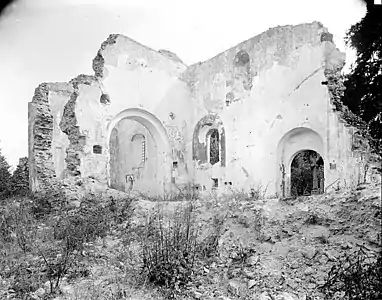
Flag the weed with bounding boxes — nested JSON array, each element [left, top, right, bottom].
[[319, 247, 382, 300], [139, 202, 200, 297]]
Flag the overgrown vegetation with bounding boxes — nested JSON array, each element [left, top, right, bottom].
[[0, 185, 134, 298], [342, 0, 382, 153], [0, 147, 12, 199], [0, 149, 29, 200], [320, 247, 382, 300], [1, 148, 381, 299], [139, 203, 200, 298]]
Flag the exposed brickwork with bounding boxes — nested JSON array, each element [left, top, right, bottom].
[[59, 75, 97, 177], [92, 34, 119, 78], [29, 83, 56, 190]]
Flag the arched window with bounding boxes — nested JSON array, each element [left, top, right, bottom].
[[207, 129, 220, 165], [192, 114, 226, 167], [131, 133, 146, 166]]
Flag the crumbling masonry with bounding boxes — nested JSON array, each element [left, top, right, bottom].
[[28, 21, 379, 197]]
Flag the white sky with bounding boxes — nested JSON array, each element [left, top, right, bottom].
[[0, 0, 366, 168]]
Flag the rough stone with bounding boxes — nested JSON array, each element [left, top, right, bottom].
[[303, 267, 314, 275], [301, 246, 317, 260], [227, 280, 241, 296], [248, 279, 257, 289]]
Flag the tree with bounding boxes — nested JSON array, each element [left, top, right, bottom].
[[343, 0, 382, 153], [0, 147, 12, 199], [11, 157, 29, 196]]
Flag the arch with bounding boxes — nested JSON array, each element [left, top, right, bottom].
[[192, 114, 226, 167], [276, 127, 325, 198], [106, 108, 171, 194], [131, 133, 146, 142]]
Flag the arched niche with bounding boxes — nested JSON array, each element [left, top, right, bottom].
[[106, 108, 171, 195], [276, 127, 325, 198], [192, 114, 226, 167]]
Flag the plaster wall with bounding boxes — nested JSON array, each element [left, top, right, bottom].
[[184, 22, 364, 196], [28, 22, 373, 197], [49, 90, 71, 180], [109, 119, 157, 193]]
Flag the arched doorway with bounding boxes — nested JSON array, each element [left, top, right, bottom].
[[106, 108, 171, 195], [276, 127, 325, 198], [290, 150, 324, 196]]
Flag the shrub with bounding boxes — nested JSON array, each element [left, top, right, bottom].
[[10, 157, 29, 196], [7, 259, 45, 297], [107, 195, 135, 227], [53, 195, 111, 252], [198, 211, 227, 259], [0, 199, 36, 252], [139, 202, 200, 295], [0, 148, 12, 200], [30, 186, 67, 219], [319, 247, 382, 300], [36, 195, 112, 294]]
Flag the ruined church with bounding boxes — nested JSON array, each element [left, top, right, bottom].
[[28, 22, 371, 198]]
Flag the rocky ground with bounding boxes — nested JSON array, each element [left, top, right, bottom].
[[1, 182, 381, 300]]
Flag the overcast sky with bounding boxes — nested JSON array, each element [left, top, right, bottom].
[[0, 0, 366, 168]]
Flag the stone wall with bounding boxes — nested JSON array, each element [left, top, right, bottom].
[[28, 21, 376, 197], [180, 21, 371, 196]]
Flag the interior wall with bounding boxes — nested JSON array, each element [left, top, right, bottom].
[[109, 118, 157, 193]]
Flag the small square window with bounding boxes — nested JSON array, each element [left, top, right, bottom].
[[93, 145, 102, 154], [212, 178, 218, 188], [330, 163, 336, 170]]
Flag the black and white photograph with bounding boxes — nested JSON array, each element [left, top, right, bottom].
[[0, 0, 381, 299]]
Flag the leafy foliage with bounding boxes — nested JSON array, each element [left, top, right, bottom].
[[0, 148, 12, 200], [10, 157, 29, 196], [53, 195, 112, 252], [343, 0, 382, 152], [0, 189, 131, 298]]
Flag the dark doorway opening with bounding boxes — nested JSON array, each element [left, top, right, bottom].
[[291, 150, 324, 196]]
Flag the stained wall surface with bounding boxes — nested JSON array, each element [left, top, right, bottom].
[[28, 21, 373, 197]]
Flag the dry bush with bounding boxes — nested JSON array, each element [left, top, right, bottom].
[[319, 247, 382, 300], [1, 191, 131, 298], [139, 202, 200, 295]]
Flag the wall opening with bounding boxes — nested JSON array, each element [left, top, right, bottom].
[[131, 133, 146, 166], [107, 108, 171, 195], [276, 127, 325, 198], [93, 145, 102, 154], [109, 119, 156, 192], [212, 178, 218, 188], [290, 150, 324, 196], [192, 114, 226, 166], [207, 128, 220, 165]]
